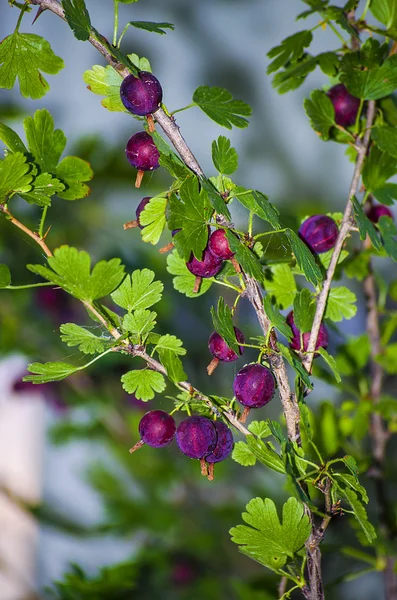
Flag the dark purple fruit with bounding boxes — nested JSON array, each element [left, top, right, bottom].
[[286, 311, 328, 353], [120, 72, 163, 116], [205, 421, 234, 463], [233, 364, 275, 408], [327, 84, 360, 127], [126, 131, 160, 171], [138, 410, 176, 448], [299, 215, 338, 254], [208, 327, 245, 362], [136, 197, 151, 229], [208, 229, 234, 260], [176, 416, 217, 459], [186, 247, 223, 278], [366, 204, 394, 224]]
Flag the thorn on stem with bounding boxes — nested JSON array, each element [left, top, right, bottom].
[[32, 6, 46, 25]]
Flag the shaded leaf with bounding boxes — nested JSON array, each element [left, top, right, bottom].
[[193, 85, 252, 129], [62, 0, 91, 41]]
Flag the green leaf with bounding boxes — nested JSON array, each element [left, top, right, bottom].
[[325, 286, 357, 322], [233, 188, 281, 229], [111, 269, 163, 312], [370, 0, 397, 28], [335, 473, 369, 504], [317, 51, 340, 77], [230, 497, 311, 571], [352, 197, 382, 250], [278, 344, 313, 389], [338, 488, 377, 543], [285, 229, 322, 286], [24, 109, 66, 173], [166, 250, 212, 297], [372, 183, 397, 206], [212, 136, 238, 175], [0, 264, 11, 288], [125, 21, 175, 35], [169, 178, 212, 260], [232, 441, 257, 466], [263, 295, 292, 340], [319, 402, 340, 455], [24, 361, 79, 383], [372, 125, 397, 158], [56, 156, 93, 200], [158, 349, 187, 383], [267, 30, 313, 74], [210, 297, 240, 354], [0, 153, 33, 202], [200, 176, 231, 218], [60, 323, 106, 354], [272, 55, 317, 94], [83, 65, 125, 112], [340, 39, 397, 100], [248, 420, 272, 438], [246, 436, 286, 474], [293, 288, 316, 332], [225, 231, 264, 282], [0, 32, 64, 99], [0, 122, 28, 154], [62, 0, 92, 41], [28, 246, 125, 302], [121, 369, 166, 400], [139, 194, 167, 245], [123, 309, 156, 336], [317, 347, 341, 383], [193, 86, 252, 129], [304, 89, 335, 140], [377, 215, 397, 261], [154, 334, 186, 355], [375, 342, 397, 373], [336, 335, 371, 375], [362, 146, 397, 193], [19, 172, 65, 207], [263, 264, 297, 309]]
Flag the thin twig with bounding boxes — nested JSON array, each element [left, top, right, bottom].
[[1, 205, 52, 257], [303, 100, 377, 374]]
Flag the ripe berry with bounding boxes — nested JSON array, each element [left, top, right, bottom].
[[126, 131, 160, 187], [366, 204, 394, 224], [205, 421, 234, 464], [186, 248, 223, 278], [327, 84, 360, 127], [120, 72, 163, 116], [286, 311, 328, 353], [233, 364, 275, 409], [299, 215, 338, 254], [209, 229, 234, 260], [176, 416, 217, 459], [208, 328, 245, 362], [131, 410, 176, 453]]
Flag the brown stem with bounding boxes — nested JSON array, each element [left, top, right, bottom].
[[303, 100, 377, 375], [1, 205, 52, 257]]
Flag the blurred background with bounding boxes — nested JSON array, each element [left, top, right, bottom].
[[0, 0, 394, 598]]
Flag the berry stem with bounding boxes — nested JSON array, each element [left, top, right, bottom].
[[123, 219, 139, 230], [239, 407, 250, 423], [158, 241, 174, 254], [230, 256, 241, 274], [129, 439, 145, 454], [207, 463, 214, 481], [112, 0, 119, 47], [206, 357, 219, 376], [146, 115, 155, 132], [200, 457, 208, 477], [193, 275, 201, 294], [135, 170, 144, 188]]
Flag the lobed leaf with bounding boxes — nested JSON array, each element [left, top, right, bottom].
[[212, 136, 238, 174], [293, 288, 316, 332], [210, 297, 240, 354], [24, 361, 79, 383], [325, 286, 357, 322], [121, 369, 166, 400], [139, 195, 168, 245], [62, 0, 92, 41], [263, 264, 297, 309], [158, 349, 187, 383], [111, 269, 163, 312], [0, 153, 34, 202], [60, 323, 107, 354], [304, 89, 335, 140], [193, 85, 252, 129], [233, 188, 280, 229], [263, 295, 292, 340]]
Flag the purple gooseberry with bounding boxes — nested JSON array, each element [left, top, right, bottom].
[[126, 131, 160, 187], [286, 311, 328, 353], [186, 247, 223, 278], [205, 421, 234, 464], [120, 72, 163, 116], [138, 410, 176, 448], [327, 84, 360, 127], [299, 215, 339, 254], [176, 416, 217, 459], [366, 204, 394, 224], [233, 363, 275, 409], [208, 229, 234, 260], [208, 328, 245, 362]]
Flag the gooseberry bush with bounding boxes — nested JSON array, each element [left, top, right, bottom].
[[1, 1, 397, 598]]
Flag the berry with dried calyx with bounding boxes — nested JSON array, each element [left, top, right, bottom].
[[286, 311, 328, 353], [120, 72, 163, 116], [124, 196, 151, 230], [233, 363, 275, 422], [130, 409, 176, 453], [176, 416, 217, 460], [126, 131, 160, 188], [366, 204, 394, 224], [186, 247, 223, 293], [327, 84, 360, 127], [208, 229, 240, 272], [299, 215, 338, 254], [205, 420, 234, 481], [207, 327, 245, 375]]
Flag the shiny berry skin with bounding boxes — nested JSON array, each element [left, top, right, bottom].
[[233, 364, 275, 409], [367, 204, 394, 224], [186, 247, 223, 278], [208, 229, 234, 260], [205, 421, 234, 463], [208, 327, 245, 362], [327, 84, 360, 127], [135, 197, 151, 229], [286, 311, 328, 353], [176, 416, 217, 459], [299, 215, 338, 254], [126, 131, 160, 171], [138, 410, 176, 448], [120, 72, 163, 116]]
